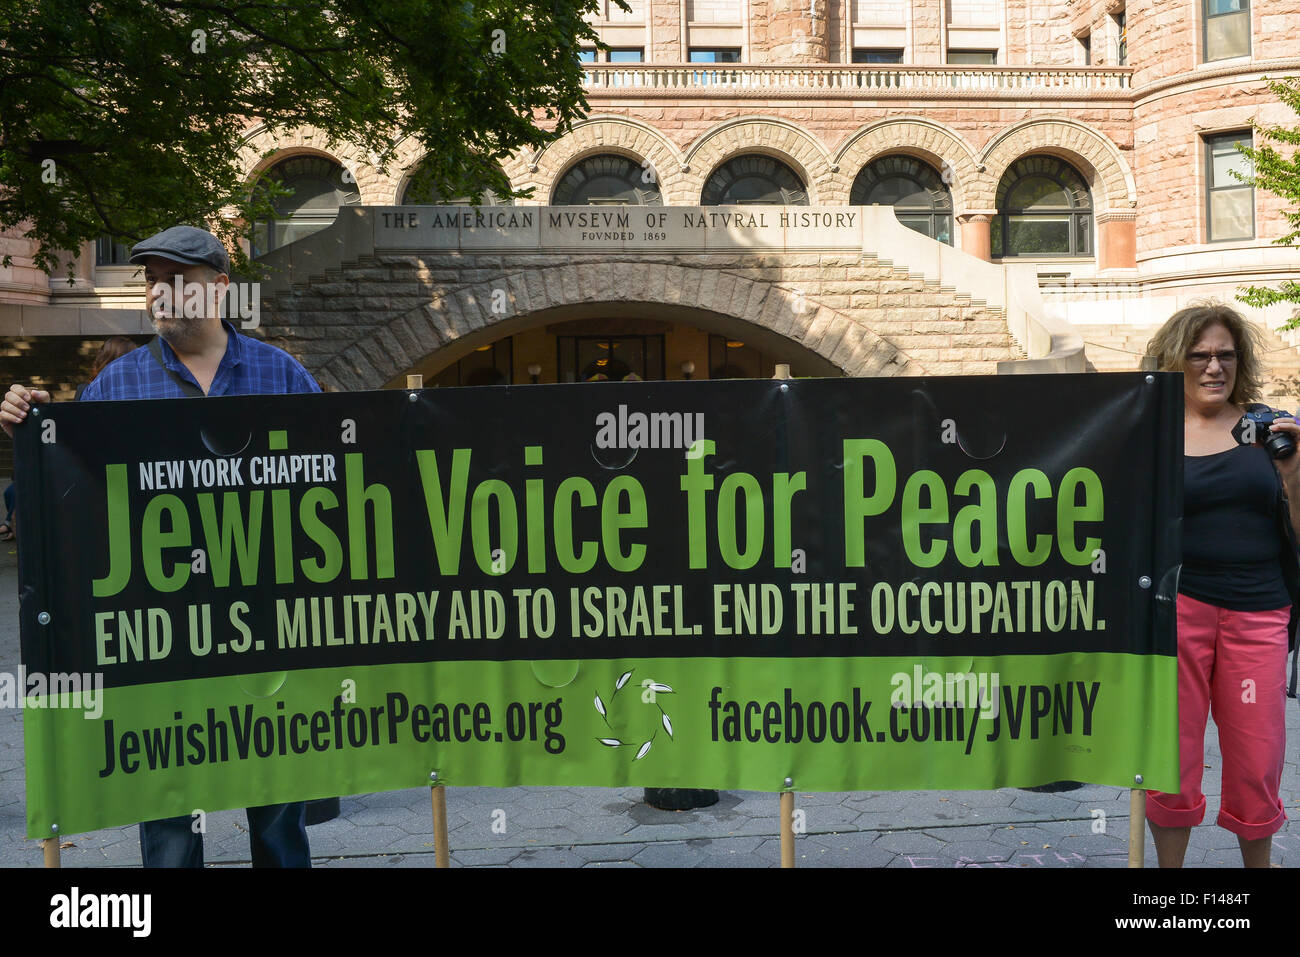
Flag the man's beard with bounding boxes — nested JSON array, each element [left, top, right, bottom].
[[151, 314, 206, 351]]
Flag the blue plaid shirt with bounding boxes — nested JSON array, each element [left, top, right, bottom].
[[80, 321, 320, 400]]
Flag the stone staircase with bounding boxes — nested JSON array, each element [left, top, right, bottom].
[[924, 279, 1003, 317], [1074, 322, 1300, 409]]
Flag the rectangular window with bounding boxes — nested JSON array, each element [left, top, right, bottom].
[[1008, 217, 1071, 252], [1078, 33, 1091, 65], [707, 335, 775, 380], [578, 48, 597, 63], [95, 237, 131, 266], [689, 48, 742, 62], [557, 335, 666, 383], [1204, 0, 1250, 62], [1206, 131, 1254, 241], [852, 48, 904, 64], [433, 340, 514, 388], [1115, 10, 1127, 65], [946, 50, 997, 65], [608, 48, 645, 62]]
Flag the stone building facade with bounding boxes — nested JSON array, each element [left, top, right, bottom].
[[2, 0, 1300, 473]]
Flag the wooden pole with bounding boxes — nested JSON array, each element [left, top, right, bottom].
[[1128, 788, 1146, 868], [430, 779, 450, 868], [416, 375, 442, 867], [780, 791, 795, 868], [42, 835, 60, 868]]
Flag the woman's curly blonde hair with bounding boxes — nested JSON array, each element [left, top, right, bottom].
[[1145, 301, 1265, 407]]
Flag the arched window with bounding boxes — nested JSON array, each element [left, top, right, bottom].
[[992, 156, 1093, 258], [850, 156, 953, 245], [551, 154, 662, 205], [701, 155, 808, 205], [251, 156, 360, 258], [399, 162, 512, 205]]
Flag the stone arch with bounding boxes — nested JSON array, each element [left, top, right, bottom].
[[388, 144, 517, 206], [522, 117, 689, 205], [317, 261, 926, 391], [684, 118, 834, 205], [497, 149, 535, 195], [833, 118, 980, 212], [977, 118, 1136, 213], [386, 134, 459, 205], [238, 124, 395, 205]]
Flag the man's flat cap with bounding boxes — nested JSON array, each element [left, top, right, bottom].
[[129, 225, 231, 275]]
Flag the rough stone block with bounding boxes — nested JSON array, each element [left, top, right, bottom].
[[541, 267, 565, 310]]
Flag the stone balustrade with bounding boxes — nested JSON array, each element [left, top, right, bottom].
[[581, 63, 1133, 97]]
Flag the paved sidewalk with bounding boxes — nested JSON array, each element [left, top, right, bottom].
[[3, 542, 1299, 868]]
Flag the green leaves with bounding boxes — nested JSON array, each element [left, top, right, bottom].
[[0, 0, 616, 276], [1235, 76, 1300, 325]]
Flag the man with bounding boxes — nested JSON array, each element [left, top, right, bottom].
[[2, 225, 317, 867]]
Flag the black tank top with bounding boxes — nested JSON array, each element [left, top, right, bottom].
[[1180, 444, 1290, 610]]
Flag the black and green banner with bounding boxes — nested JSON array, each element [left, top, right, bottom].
[[17, 374, 1182, 837]]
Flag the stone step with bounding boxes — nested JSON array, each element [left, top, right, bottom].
[[1078, 325, 1300, 352], [1076, 322, 1300, 406]]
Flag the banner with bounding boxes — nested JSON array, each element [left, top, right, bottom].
[[16, 374, 1182, 837]]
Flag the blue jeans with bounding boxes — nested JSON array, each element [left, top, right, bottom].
[[139, 802, 310, 868]]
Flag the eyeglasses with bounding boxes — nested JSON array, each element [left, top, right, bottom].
[[1185, 350, 1238, 368]]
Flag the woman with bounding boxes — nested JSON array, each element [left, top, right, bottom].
[[74, 336, 139, 400], [1145, 302, 1300, 867], [2, 338, 141, 543]]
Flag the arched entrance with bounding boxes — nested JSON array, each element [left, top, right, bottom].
[[399, 304, 846, 389], [257, 206, 1022, 391]]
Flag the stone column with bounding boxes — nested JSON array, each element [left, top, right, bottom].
[[911, 0, 944, 65], [1096, 210, 1138, 271], [1003, 0, 1027, 65], [650, 0, 682, 62], [77, 241, 96, 283], [957, 212, 995, 262], [769, 0, 829, 62], [50, 240, 96, 295]]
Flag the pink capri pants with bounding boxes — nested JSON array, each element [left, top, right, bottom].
[[1146, 593, 1290, 839]]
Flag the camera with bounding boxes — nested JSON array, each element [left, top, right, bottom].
[[1234, 405, 1297, 459]]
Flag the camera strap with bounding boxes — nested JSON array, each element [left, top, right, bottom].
[[146, 337, 206, 398], [1266, 445, 1300, 697]]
